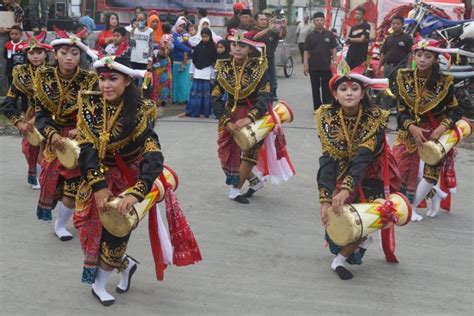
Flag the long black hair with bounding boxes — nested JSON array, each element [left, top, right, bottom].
[[121, 80, 140, 137], [105, 13, 119, 30]]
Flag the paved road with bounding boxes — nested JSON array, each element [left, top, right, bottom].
[[1, 63, 473, 315]]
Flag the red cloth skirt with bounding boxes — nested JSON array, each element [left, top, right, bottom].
[[73, 160, 142, 282], [37, 127, 81, 220], [21, 137, 40, 178]]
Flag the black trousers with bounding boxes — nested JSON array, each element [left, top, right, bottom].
[[309, 70, 332, 110], [298, 43, 304, 62]]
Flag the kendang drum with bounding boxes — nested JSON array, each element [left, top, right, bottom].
[[419, 118, 472, 166], [27, 128, 44, 146], [233, 100, 294, 151], [326, 193, 412, 246], [56, 138, 80, 169], [100, 164, 179, 237]]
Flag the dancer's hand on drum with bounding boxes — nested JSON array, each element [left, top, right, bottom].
[[430, 124, 447, 141], [94, 188, 113, 213], [408, 125, 429, 146], [50, 133, 66, 153], [332, 189, 350, 215], [68, 128, 78, 139], [235, 118, 251, 129], [320, 202, 331, 227], [118, 195, 139, 216], [15, 122, 29, 137], [225, 122, 238, 135]]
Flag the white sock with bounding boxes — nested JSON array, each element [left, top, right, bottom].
[[249, 176, 264, 191], [117, 256, 137, 291], [31, 164, 42, 189], [92, 268, 115, 302], [228, 187, 241, 199], [412, 178, 435, 222], [54, 202, 73, 239], [331, 254, 348, 271], [360, 236, 373, 249], [427, 195, 441, 218]]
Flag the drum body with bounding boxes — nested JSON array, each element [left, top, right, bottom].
[[419, 119, 472, 165], [100, 164, 179, 237], [233, 101, 294, 151], [56, 139, 80, 169], [27, 128, 44, 146], [326, 193, 412, 246]]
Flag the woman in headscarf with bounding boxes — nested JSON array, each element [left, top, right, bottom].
[[171, 16, 193, 104], [216, 39, 230, 60], [197, 17, 222, 43], [183, 28, 217, 117], [150, 22, 174, 106]]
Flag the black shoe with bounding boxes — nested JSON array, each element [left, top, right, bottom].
[[116, 263, 138, 294], [334, 266, 354, 280], [91, 288, 115, 306], [233, 195, 250, 204], [242, 188, 256, 198]]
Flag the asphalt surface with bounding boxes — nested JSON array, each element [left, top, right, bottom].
[[0, 63, 473, 315]]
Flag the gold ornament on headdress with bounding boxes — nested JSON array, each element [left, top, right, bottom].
[[337, 58, 351, 77]]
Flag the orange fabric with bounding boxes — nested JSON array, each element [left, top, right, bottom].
[[97, 29, 113, 49], [148, 14, 163, 43]]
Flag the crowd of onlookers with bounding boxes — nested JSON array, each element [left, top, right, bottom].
[[2, 3, 290, 119]]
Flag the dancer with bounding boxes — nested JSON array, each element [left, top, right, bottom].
[[74, 53, 164, 306], [316, 60, 399, 280], [212, 30, 272, 203], [1, 32, 50, 189], [34, 28, 98, 240], [392, 39, 462, 221]]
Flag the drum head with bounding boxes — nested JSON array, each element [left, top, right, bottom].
[[234, 126, 255, 151], [27, 129, 43, 147], [326, 205, 363, 246], [56, 139, 80, 169], [419, 141, 444, 166], [100, 198, 138, 237]]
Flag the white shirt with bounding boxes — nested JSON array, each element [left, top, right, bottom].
[[190, 63, 215, 80], [130, 28, 153, 64], [296, 22, 314, 43]]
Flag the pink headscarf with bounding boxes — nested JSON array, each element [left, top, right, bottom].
[[172, 16, 187, 33]]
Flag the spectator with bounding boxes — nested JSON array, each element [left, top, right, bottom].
[[198, 8, 208, 21], [188, 24, 200, 47], [331, 28, 344, 49], [104, 26, 129, 57], [148, 13, 163, 43], [97, 13, 119, 51], [150, 22, 173, 106], [125, 18, 137, 33], [345, 6, 371, 69], [216, 39, 230, 60], [227, 2, 246, 32], [254, 12, 287, 101], [171, 16, 193, 104], [183, 28, 217, 118], [134, 6, 144, 16], [3, 25, 26, 85], [1, 0, 24, 29], [29, 0, 49, 32], [296, 15, 313, 63], [197, 17, 221, 43], [377, 15, 413, 113], [178, 9, 192, 31], [129, 11, 153, 79], [303, 12, 337, 112], [79, 9, 96, 33], [238, 9, 253, 31]]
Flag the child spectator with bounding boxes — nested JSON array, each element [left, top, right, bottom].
[[171, 16, 193, 103], [215, 39, 230, 60], [188, 24, 200, 47], [182, 28, 217, 117], [150, 22, 174, 106], [105, 26, 129, 56], [3, 25, 27, 85]]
